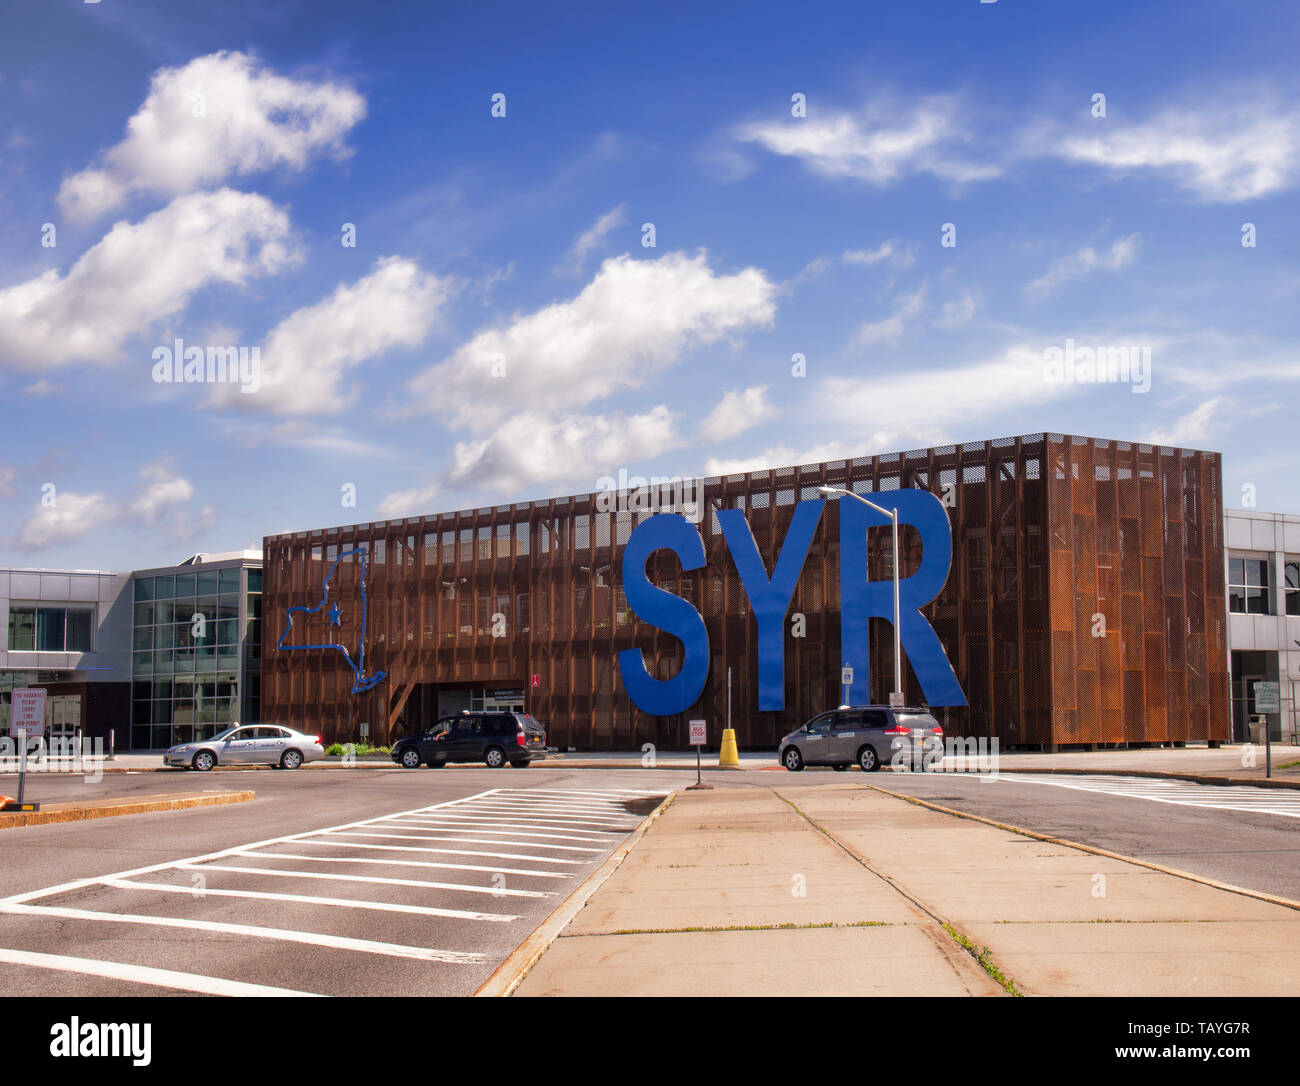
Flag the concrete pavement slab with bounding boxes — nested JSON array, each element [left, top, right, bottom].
[[517, 925, 1006, 997]]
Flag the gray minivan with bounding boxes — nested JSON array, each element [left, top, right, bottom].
[[778, 706, 944, 772]]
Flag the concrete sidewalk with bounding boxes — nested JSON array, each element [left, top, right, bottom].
[[511, 782, 1300, 997]]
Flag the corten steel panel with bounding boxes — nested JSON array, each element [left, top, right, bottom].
[[1043, 437, 1228, 747], [261, 433, 1224, 750]]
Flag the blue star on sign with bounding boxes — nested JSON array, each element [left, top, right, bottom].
[[327, 603, 342, 626]]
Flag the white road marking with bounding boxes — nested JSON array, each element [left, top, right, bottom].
[[274, 839, 590, 864], [1, 785, 664, 997], [998, 774, 1300, 819], [182, 863, 554, 897], [376, 820, 615, 841], [237, 851, 571, 878], [0, 902, 485, 963], [0, 788, 510, 907], [0, 947, 320, 997], [99, 877, 521, 921], [324, 830, 603, 852]]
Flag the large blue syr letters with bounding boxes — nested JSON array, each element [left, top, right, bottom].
[[616, 489, 967, 716]]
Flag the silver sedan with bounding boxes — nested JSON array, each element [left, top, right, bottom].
[[164, 725, 325, 771]]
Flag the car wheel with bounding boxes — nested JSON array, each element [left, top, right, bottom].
[[858, 745, 880, 772], [833, 763, 848, 771], [510, 759, 531, 769], [192, 750, 215, 772], [400, 747, 422, 769], [782, 747, 804, 772], [484, 746, 506, 768], [281, 749, 303, 771]]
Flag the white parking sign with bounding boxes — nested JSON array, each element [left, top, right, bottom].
[[10, 688, 46, 738]]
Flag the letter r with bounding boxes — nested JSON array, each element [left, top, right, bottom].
[[839, 489, 966, 706]]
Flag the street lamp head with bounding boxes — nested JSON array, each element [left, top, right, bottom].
[[818, 486, 839, 498]]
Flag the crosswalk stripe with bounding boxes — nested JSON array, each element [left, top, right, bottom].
[[0, 946, 320, 997], [0, 902, 485, 963], [99, 877, 521, 921]]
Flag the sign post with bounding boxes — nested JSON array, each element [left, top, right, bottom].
[[7, 688, 46, 811], [1255, 681, 1280, 778], [841, 664, 852, 707], [688, 719, 710, 790]]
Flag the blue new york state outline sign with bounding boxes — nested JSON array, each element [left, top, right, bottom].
[[276, 545, 388, 694]]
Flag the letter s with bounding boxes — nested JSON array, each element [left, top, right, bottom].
[[617, 514, 710, 716]]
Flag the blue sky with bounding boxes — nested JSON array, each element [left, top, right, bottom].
[[1, 0, 1297, 571]]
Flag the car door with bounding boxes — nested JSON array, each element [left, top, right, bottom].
[[419, 718, 456, 762], [220, 727, 259, 765], [447, 717, 483, 762], [827, 712, 865, 762], [800, 715, 836, 764], [257, 727, 290, 764]]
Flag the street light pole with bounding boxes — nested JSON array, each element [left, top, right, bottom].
[[819, 486, 902, 705]]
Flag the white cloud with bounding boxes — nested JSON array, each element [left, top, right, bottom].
[[820, 343, 1077, 437], [1041, 102, 1300, 202], [375, 481, 442, 521], [736, 96, 1000, 186], [854, 285, 926, 346], [14, 491, 117, 550], [11, 463, 201, 551], [130, 463, 195, 519], [0, 189, 297, 370], [703, 440, 870, 478], [409, 250, 776, 432], [444, 405, 681, 495], [843, 240, 913, 268], [59, 50, 365, 223], [1025, 234, 1140, 298], [213, 256, 449, 416], [560, 204, 626, 274], [0, 466, 15, 499], [699, 385, 777, 442], [21, 379, 60, 397], [1143, 398, 1222, 447], [937, 288, 981, 328]]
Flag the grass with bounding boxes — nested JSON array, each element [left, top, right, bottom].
[[604, 921, 893, 935], [325, 742, 391, 757], [942, 922, 1022, 996], [1278, 759, 1300, 770]]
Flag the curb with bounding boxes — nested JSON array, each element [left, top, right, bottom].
[[867, 783, 1300, 914], [0, 790, 256, 829], [473, 791, 678, 997]]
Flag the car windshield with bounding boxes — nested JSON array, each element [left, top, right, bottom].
[[209, 727, 238, 742]]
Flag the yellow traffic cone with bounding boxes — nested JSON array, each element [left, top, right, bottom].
[[718, 728, 741, 768]]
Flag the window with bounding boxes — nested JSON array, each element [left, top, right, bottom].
[[1287, 561, 1300, 616], [7, 605, 95, 652], [1228, 558, 1271, 614]]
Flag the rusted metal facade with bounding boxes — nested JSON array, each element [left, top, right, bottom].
[[261, 434, 1228, 750]]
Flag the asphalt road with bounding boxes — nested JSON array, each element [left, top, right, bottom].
[[0, 766, 690, 996], [868, 769, 1300, 901]]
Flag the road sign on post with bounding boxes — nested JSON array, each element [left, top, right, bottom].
[[1255, 682, 1280, 779], [7, 688, 46, 811], [841, 664, 852, 707], [687, 719, 711, 790], [889, 691, 905, 708]]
